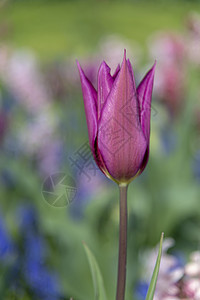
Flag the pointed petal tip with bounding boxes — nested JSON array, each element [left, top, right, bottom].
[[76, 60, 94, 86], [120, 49, 128, 70], [123, 49, 127, 63], [152, 60, 157, 72], [76, 60, 83, 75], [127, 58, 134, 72], [147, 60, 156, 79], [99, 60, 111, 72]]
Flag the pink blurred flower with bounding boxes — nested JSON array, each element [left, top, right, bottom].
[[187, 12, 200, 36], [186, 12, 200, 66], [149, 33, 186, 116]]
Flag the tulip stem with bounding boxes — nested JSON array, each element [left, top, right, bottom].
[[116, 183, 128, 300]]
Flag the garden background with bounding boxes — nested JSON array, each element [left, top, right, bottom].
[[0, 0, 200, 299]]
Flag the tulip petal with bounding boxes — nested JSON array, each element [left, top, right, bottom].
[[97, 51, 147, 182], [112, 64, 120, 80], [137, 62, 156, 141], [77, 61, 97, 152], [127, 59, 136, 93], [137, 147, 149, 175], [137, 62, 156, 174], [97, 61, 114, 119]]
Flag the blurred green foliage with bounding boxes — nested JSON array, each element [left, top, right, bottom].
[[0, 0, 200, 299], [1, 0, 199, 60]]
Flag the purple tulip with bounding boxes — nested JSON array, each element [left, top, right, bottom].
[[77, 50, 155, 184]]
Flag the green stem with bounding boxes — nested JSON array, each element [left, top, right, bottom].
[[116, 184, 128, 300]]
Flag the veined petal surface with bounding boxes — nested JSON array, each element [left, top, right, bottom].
[[97, 52, 147, 182], [137, 62, 156, 141], [77, 61, 98, 153], [137, 63, 156, 174], [97, 62, 114, 119]]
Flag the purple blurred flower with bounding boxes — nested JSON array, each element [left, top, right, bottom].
[[77, 50, 155, 184]]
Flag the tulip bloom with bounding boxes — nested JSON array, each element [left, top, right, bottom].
[[77, 51, 155, 185]]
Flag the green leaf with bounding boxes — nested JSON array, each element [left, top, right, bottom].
[[145, 232, 164, 300], [83, 243, 107, 300]]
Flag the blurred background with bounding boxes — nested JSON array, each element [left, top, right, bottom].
[[0, 0, 200, 299]]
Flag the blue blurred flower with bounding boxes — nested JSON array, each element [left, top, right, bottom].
[[70, 170, 106, 220], [160, 126, 177, 155], [18, 204, 38, 233], [0, 169, 17, 190], [134, 281, 149, 300], [18, 205, 61, 300], [0, 213, 14, 260], [192, 150, 200, 181], [25, 260, 60, 300]]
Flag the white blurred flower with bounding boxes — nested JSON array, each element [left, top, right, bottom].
[[18, 107, 57, 155], [0, 46, 59, 159], [38, 139, 63, 177], [98, 35, 142, 73], [184, 251, 200, 299], [140, 238, 184, 300], [0, 48, 51, 113]]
